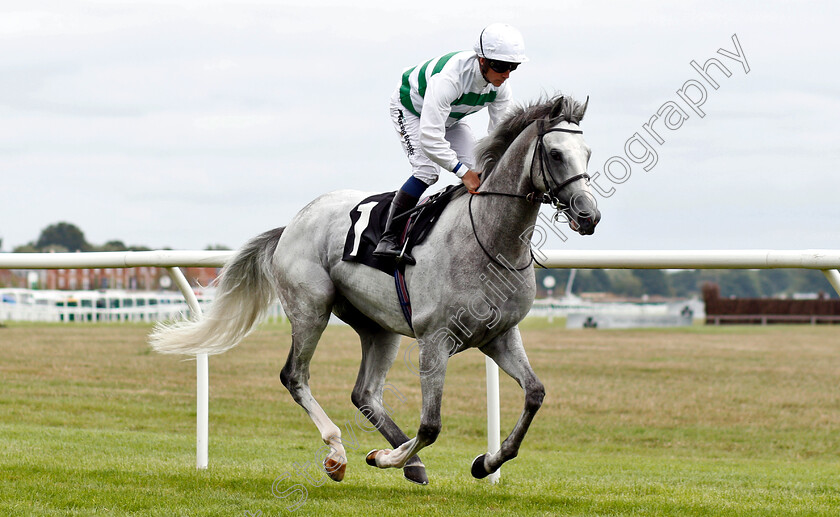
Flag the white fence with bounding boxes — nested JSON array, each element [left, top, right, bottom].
[[0, 288, 195, 323], [0, 250, 233, 471], [0, 288, 286, 324], [2, 249, 839, 482]]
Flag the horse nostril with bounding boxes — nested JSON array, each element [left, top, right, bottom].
[[567, 208, 600, 236]]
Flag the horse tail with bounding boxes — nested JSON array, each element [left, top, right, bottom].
[[149, 227, 285, 356]]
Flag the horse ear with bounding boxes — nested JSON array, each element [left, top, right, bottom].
[[549, 95, 565, 120], [577, 95, 590, 122]]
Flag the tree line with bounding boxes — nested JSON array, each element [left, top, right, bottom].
[[537, 267, 836, 299], [4, 222, 230, 253]]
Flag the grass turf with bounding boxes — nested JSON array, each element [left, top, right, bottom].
[[1, 320, 838, 515]]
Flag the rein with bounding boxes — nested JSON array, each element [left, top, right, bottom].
[[467, 122, 588, 271]]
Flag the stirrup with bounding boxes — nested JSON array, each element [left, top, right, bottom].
[[396, 237, 416, 265], [396, 250, 416, 266], [374, 241, 415, 265]]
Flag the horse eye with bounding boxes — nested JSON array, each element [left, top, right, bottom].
[[549, 150, 562, 161]]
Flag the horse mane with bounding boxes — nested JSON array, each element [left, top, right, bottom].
[[475, 94, 588, 176]]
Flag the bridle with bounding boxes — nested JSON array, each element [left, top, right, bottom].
[[469, 119, 589, 206], [531, 120, 591, 211], [468, 119, 590, 270]]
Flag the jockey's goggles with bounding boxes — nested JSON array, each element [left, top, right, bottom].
[[488, 60, 519, 73]]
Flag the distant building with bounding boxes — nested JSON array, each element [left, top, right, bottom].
[[0, 269, 25, 288], [702, 282, 840, 325], [27, 266, 220, 291]]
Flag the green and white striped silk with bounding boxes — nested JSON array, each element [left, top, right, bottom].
[[399, 51, 498, 125]]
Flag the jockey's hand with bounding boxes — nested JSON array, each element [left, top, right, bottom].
[[461, 170, 481, 192]]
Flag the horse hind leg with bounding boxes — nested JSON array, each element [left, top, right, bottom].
[[279, 285, 348, 481], [366, 338, 449, 477], [472, 326, 545, 479], [348, 324, 428, 485]]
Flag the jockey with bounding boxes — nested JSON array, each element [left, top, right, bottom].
[[373, 23, 528, 264]]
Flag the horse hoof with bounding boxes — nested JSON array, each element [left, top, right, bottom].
[[365, 449, 379, 467], [324, 457, 346, 482], [471, 454, 491, 479], [403, 465, 429, 485]]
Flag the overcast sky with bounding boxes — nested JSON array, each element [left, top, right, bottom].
[[1, 1, 838, 253]]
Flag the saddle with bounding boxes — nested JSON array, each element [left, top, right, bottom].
[[342, 184, 463, 274]]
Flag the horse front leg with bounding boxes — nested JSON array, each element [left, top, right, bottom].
[[366, 341, 448, 474], [472, 326, 545, 478]]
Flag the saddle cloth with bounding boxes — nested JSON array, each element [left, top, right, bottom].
[[342, 184, 462, 274]]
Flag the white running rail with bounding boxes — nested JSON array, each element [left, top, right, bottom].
[[0, 250, 232, 470]]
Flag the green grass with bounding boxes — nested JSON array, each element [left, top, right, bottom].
[[1, 321, 839, 515]]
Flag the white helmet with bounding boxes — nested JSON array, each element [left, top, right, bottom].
[[473, 23, 528, 63]]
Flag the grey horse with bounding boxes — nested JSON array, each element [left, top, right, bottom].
[[149, 95, 600, 485]]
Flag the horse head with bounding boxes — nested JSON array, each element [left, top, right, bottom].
[[532, 95, 601, 235]]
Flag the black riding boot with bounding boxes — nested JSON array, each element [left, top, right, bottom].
[[373, 190, 419, 265]]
